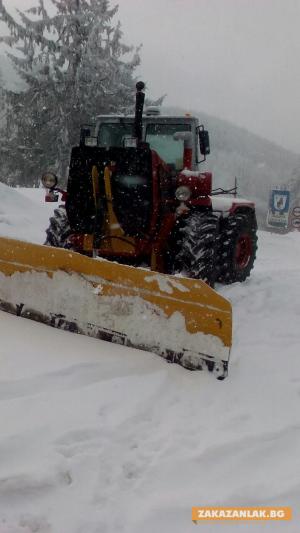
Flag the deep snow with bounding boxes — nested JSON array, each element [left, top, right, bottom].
[[0, 184, 300, 532]]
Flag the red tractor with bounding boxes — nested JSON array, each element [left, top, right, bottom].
[[43, 82, 257, 286]]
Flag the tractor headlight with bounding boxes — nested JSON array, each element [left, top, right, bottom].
[[175, 185, 191, 201], [41, 172, 58, 189]]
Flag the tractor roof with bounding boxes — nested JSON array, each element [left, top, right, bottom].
[[96, 114, 198, 124]]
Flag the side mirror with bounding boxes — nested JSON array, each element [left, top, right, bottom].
[[80, 127, 90, 146], [80, 124, 97, 147], [198, 125, 210, 156], [85, 137, 97, 147]]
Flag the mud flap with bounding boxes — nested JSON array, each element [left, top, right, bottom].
[[0, 237, 232, 378]]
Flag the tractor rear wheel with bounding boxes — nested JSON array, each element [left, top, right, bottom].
[[171, 211, 219, 286], [217, 212, 257, 283], [44, 205, 71, 248]]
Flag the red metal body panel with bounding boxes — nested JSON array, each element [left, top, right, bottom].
[[177, 171, 212, 197], [183, 147, 193, 170], [188, 198, 212, 208]]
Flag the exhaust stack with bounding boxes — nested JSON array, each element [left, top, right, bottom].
[[134, 81, 145, 143]]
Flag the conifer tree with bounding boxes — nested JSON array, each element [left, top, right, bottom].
[[0, 0, 140, 185], [0, 65, 10, 184]]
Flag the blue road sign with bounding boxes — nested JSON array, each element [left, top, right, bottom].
[[270, 190, 290, 213]]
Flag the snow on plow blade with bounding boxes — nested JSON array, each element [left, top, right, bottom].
[[0, 237, 232, 378]]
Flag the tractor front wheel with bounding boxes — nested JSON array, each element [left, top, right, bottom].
[[171, 211, 219, 286]]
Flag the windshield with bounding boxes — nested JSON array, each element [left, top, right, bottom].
[[97, 122, 192, 170], [98, 122, 133, 147], [146, 123, 191, 170]]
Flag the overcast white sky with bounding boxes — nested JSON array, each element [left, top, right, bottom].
[[2, 0, 300, 153]]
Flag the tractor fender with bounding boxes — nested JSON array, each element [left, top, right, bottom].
[[211, 196, 255, 216]]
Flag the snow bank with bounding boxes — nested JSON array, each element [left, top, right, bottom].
[[0, 183, 54, 243]]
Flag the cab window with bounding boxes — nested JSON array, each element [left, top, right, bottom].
[[146, 123, 191, 170], [98, 122, 133, 147]]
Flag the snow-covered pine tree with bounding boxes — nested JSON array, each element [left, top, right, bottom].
[[0, 0, 140, 185], [0, 64, 10, 185], [0, 64, 4, 116]]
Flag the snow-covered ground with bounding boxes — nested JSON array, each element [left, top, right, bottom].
[[0, 184, 300, 532]]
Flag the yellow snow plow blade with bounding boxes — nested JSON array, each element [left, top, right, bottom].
[[0, 237, 232, 378]]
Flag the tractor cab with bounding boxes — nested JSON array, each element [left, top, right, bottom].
[[80, 112, 208, 173]]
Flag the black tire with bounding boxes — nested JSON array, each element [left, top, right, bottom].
[[216, 212, 257, 284], [44, 205, 71, 248], [170, 211, 219, 286]]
